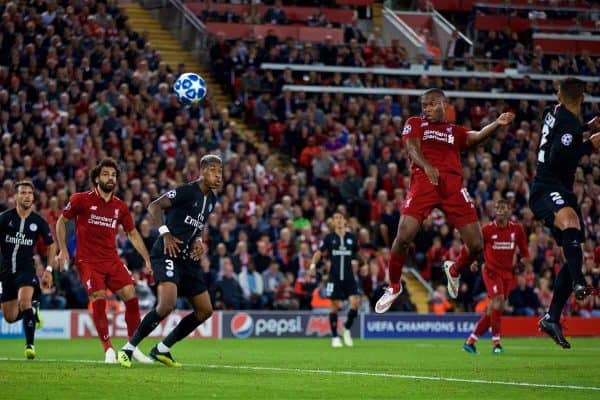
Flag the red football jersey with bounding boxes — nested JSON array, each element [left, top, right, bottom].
[[402, 116, 468, 177], [482, 221, 529, 273], [63, 189, 135, 263]]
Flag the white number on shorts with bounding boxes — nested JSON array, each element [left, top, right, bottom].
[[165, 259, 175, 271], [550, 192, 565, 206], [0, 282, 3, 295], [326, 282, 334, 296], [461, 188, 474, 205]]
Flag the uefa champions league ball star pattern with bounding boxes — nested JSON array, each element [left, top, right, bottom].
[[173, 72, 207, 105]]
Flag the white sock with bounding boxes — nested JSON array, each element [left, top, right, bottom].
[[122, 342, 135, 351], [157, 342, 170, 353]]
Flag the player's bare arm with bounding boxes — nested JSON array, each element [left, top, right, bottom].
[[586, 115, 600, 132], [148, 194, 182, 258], [465, 112, 515, 148], [309, 250, 323, 271], [405, 137, 439, 185], [127, 228, 152, 274], [55, 214, 70, 268], [41, 242, 58, 290]]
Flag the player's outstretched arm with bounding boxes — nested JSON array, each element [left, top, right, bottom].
[[405, 137, 439, 185], [55, 215, 70, 269], [465, 112, 515, 148], [127, 228, 152, 273]]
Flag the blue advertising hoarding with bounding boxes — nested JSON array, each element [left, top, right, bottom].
[[363, 313, 481, 339]]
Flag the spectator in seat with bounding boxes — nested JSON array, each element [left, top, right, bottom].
[[262, 260, 284, 308], [429, 285, 453, 315], [446, 30, 467, 60], [263, 0, 288, 25], [507, 274, 543, 316], [238, 259, 264, 309], [211, 259, 248, 310], [344, 18, 366, 44], [275, 273, 300, 310]]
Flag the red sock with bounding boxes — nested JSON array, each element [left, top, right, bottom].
[[124, 298, 141, 339], [388, 252, 406, 292], [491, 308, 502, 345], [450, 245, 472, 276], [91, 299, 112, 351], [467, 313, 490, 344]]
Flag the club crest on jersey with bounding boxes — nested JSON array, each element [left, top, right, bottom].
[[402, 124, 412, 136], [114, 209, 119, 219], [29, 223, 37, 232], [65, 202, 71, 210], [166, 190, 176, 199], [561, 133, 572, 146], [346, 238, 353, 245]]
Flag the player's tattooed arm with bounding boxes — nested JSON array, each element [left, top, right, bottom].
[[465, 112, 515, 148], [405, 137, 439, 185], [149, 194, 183, 258]]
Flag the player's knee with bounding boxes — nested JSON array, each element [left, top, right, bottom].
[[195, 307, 212, 321], [4, 313, 18, 323], [467, 240, 483, 257], [89, 290, 107, 301], [18, 300, 32, 311], [491, 296, 504, 309], [391, 237, 410, 253], [155, 301, 175, 317]]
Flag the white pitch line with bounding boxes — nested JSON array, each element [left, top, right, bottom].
[[1, 357, 599, 392]]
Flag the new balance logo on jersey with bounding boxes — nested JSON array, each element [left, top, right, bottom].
[[184, 215, 204, 230], [90, 206, 98, 211]]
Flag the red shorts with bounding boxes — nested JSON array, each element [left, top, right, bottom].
[[402, 173, 478, 228], [77, 259, 135, 295], [482, 267, 514, 298]]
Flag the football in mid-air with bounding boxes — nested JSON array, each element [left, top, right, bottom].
[[173, 72, 207, 105]]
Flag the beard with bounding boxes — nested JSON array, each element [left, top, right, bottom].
[[18, 201, 32, 209], [98, 181, 115, 193]]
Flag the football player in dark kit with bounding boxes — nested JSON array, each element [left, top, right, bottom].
[[309, 212, 360, 348], [0, 181, 56, 359], [118, 155, 222, 367], [530, 77, 600, 348]]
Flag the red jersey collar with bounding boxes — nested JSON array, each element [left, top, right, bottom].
[[94, 188, 114, 203]]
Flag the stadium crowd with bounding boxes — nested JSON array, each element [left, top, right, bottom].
[[0, 0, 599, 317]]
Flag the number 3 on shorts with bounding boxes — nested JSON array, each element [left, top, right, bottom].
[[165, 259, 174, 270], [326, 282, 334, 296]]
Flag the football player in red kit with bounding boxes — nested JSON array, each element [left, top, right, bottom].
[[463, 199, 530, 354], [56, 158, 153, 364], [375, 88, 514, 313]]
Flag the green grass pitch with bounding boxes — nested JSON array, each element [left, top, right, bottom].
[[1, 338, 599, 399]]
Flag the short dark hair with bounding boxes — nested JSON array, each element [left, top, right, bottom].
[[495, 198, 510, 207], [90, 158, 120, 184], [422, 88, 446, 99], [559, 78, 585, 104], [200, 154, 223, 169], [15, 180, 34, 192]]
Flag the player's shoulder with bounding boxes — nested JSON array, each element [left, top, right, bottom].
[[111, 194, 128, 207], [481, 222, 494, 233], [509, 220, 525, 231], [72, 190, 94, 202], [0, 208, 15, 221]]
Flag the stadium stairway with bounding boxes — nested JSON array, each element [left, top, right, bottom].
[[372, 1, 383, 31], [403, 270, 430, 313], [120, 2, 260, 145]]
